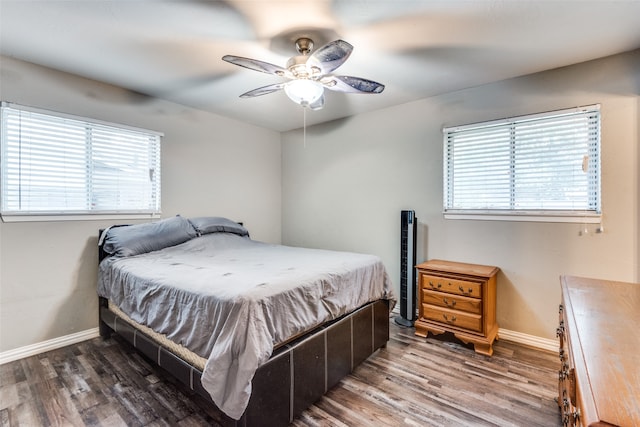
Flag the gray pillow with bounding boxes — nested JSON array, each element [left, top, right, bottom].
[[102, 215, 197, 257], [188, 216, 249, 237]]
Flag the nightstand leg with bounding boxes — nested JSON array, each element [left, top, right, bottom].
[[473, 342, 493, 356]]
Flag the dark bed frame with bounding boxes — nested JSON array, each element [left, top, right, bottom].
[[98, 229, 391, 426]]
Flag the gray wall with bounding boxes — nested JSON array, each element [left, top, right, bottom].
[[1, 50, 637, 354], [281, 50, 639, 340], [0, 57, 282, 352]]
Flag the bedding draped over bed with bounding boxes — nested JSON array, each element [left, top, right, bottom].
[[98, 232, 395, 420]]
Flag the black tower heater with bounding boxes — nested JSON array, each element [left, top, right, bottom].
[[395, 210, 417, 327]]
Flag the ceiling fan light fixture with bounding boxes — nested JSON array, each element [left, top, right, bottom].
[[284, 79, 324, 107]]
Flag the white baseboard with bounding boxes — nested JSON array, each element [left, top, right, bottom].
[[392, 306, 557, 353], [497, 328, 558, 353], [0, 328, 100, 365], [0, 321, 558, 366]]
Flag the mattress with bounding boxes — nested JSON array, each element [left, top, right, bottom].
[[98, 232, 395, 419]]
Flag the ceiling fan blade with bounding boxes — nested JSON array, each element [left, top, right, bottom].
[[307, 40, 353, 74], [222, 55, 292, 78], [322, 75, 385, 94], [239, 83, 286, 98], [309, 94, 325, 110]]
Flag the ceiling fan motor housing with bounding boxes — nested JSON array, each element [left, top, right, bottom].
[[286, 55, 320, 79]]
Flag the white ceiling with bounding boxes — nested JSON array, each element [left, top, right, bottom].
[[1, 0, 639, 132]]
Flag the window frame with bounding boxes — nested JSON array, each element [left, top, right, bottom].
[[442, 105, 601, 223], [0, 102, 163, 222]]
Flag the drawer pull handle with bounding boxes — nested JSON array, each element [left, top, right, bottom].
[[442, 314, 456, 323], [572, 408, 580, 422], [443, 297, 456, 307], [429, 281, 442, 289], [556, 321, 565, 338], [458, 285, 473, 295]]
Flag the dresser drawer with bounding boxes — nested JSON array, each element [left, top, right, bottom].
[[422, 305, 483, 333], [422, 289, 482, 315], [422, 274, 482, 298]]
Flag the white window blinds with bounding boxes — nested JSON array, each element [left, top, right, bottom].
[[443, 105, 600, 220], [1, 103, 162, 217]]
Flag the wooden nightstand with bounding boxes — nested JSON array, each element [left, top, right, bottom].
[[414, 259, 499, 356]]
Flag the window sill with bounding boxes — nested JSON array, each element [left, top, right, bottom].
[[1, 213, 161, 223], [443, 211, 601, 223]]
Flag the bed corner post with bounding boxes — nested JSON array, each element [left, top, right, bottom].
[[98, 296, 112, 339]]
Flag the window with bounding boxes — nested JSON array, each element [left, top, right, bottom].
[[443, 105, 601, 222], [1, 102, 162, 220]]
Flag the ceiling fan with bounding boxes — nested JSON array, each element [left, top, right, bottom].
[[222, 37, 385, 110]]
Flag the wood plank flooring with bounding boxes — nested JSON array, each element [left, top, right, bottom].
[[0, 321, 562, 426]]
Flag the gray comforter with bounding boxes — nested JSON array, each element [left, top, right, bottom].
[[97, 232, 395, 419]]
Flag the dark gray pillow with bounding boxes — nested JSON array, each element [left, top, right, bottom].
[[102, 215, 197, 257], [188, 216, 249, 237]]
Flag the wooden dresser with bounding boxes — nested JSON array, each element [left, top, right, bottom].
[[558, 275, 640, 427], [414, 260, 499, 356]]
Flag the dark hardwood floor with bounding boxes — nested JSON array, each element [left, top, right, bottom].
[[0, 320, 562, 426]]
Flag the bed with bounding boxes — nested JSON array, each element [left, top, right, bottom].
[[97, 215, 395, 426]]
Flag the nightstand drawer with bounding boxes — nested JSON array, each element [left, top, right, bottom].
[[422, 274, 482, 298], [422, 289, 482, 314], [423, 305, 483, 333]]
